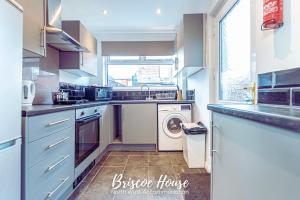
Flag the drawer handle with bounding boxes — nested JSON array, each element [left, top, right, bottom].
[[46, 155, 70, 173], [46, 137, 70, 150], [46, 176, 70, 199], [46, 118, 70, 127]]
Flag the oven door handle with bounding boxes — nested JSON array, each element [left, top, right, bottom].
[[76, 115, 101, 124]]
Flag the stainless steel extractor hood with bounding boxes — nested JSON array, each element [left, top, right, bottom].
[[45, 0, 89, 52]]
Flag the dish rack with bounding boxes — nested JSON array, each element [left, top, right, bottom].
[[155, 93, 176, 100]]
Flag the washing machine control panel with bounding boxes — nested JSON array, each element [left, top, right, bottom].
[[181, 104, 191, 111]]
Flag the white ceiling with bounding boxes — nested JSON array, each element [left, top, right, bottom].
[[61, 0, 211, 41]]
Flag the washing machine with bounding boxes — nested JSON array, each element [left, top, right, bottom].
[[158, 104, 192, 151]]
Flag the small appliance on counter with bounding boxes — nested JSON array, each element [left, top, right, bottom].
[[22, 80, 36, 105], [85, 86, 113, 101], [156, 92, 176, 100], [53, 82, 89, 105]]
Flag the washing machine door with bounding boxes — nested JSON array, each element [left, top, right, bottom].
[[162, 113, 186, 139]]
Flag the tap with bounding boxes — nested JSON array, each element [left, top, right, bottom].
[[141, 84, 152, 100]]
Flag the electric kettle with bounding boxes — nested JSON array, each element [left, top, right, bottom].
[[22, 80, 36, 105]]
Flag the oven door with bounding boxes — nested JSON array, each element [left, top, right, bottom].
[[75, 114, 101, 167]]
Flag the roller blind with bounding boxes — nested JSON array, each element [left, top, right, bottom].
[[101, 41, 175, 56]]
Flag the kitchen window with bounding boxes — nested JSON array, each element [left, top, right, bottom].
[[104, 56, 175, 87], [219, 0, 252, 102]]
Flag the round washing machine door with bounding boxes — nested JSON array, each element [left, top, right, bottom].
[[162, 113, 187, 139]]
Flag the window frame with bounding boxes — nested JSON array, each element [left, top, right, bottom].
[[216, 0, 255, 104], [103, 56, 176, 88]]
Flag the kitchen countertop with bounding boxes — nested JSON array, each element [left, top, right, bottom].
[[207, 104, 300, 133], [22, 100, 195, 117]]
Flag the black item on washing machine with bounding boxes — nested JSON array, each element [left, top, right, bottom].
[[181, 122, 207, 135]]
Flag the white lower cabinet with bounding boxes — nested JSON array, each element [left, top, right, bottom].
[[211, 112, 300, 200], [22, 111, 75, 200], [122, 104, 157, 144]]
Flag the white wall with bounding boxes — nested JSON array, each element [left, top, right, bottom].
[[256, 0, 300, 74], [187, 14, 217, 172]]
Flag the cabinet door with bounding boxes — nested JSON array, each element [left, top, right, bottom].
[[80, 23, 98, 76], [211, 112, 300, 200], [100, 106, 110, 153], [60, 21, 97, 76], [16, 0, 46, 57], [122, 104, 157, 144]]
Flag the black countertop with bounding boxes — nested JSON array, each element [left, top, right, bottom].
[[207, 104, 300, 133], [22, 100, 195, 117]]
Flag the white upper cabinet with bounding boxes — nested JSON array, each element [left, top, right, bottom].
[[176, 14, 206, 78], [59, 21, 98, 77], [16, 0, 46, 57]]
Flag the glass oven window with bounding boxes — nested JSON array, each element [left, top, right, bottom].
[[76, 118, 100, 166]]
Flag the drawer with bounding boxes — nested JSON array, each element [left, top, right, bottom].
[[27, 110, 75, 142], [27, 127, 74, 169], [26, 151, 74, 200]]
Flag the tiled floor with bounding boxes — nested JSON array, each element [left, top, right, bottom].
[[69, 151, 208, 200]]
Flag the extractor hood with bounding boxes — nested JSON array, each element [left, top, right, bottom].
[[45, 0, 89, 52]]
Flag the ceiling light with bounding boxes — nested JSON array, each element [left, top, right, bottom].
[[102, 10, 109, 16], [156, 8, 161, 16]]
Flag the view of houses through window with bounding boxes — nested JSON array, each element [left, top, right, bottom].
[[105, 56, 175, 87]]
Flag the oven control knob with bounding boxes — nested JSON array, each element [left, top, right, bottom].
[[81, 111, 85, 116]]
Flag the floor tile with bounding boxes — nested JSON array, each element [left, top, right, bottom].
[[113, 194, 149, 200], [199, 168, 208, 173], [148, 151, 170, 155], [148, 166, 177, 181], [94, 167, 124, 182], [72, 151, 209, 200], [110, 151, 149, 156], [168, 151, 183, 155], [126, 155, 149, 166], [149, 155, 172, 166], [103, 156, 128, 167], [123, 166, 148, 179], [169, 155, 187, 166], [148, 194, 183, 200], [78, 181, 114, 200], [173, 166, 202, 177]]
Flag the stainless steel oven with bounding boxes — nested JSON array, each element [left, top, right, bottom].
[[75, 107, 101, 168]]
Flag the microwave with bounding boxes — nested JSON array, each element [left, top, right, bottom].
[[85, 86, 113, 101]]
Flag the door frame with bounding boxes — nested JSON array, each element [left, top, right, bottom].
[[211, 0, 256, 104]]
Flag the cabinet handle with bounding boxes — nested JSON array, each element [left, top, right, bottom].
[[46, 155, 70, 173], [81, 52, 84, 66], [46, 177, 70, 199], [46, 118, 70, 127], [40, 27, 47, 56], [211, 150, 217, 154], [210, 121, 220, 156], [46, 137, 70, 150]]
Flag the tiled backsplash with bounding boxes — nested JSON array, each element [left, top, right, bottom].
[[112, 90, 195, 101], [23, 58, 59, 105], [57, 82, 195, 101], [257, 67, 300, 106]]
